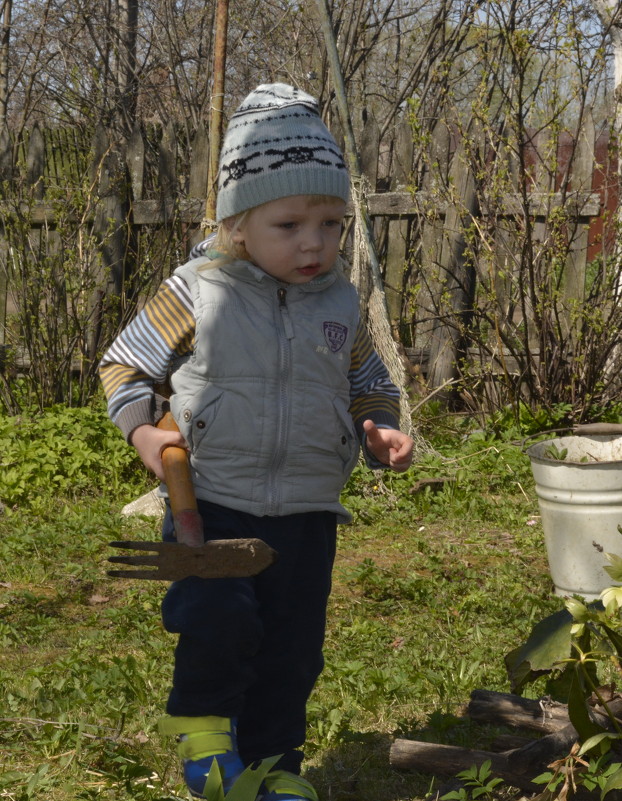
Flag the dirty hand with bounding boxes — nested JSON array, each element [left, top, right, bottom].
[[363, 420, 414, 472], [130, 423, 188, 481]]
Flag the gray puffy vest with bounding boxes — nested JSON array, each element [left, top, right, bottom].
[[169, 256, 361, 521]]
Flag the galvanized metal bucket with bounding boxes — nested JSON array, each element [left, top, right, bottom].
[[526, 434, 622, 600]]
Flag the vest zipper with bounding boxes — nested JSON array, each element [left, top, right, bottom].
[[277, 287, 295, 339], [267, 287, 294, 514]]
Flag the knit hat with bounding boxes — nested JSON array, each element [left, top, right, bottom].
[[216, 83, 350, 222]]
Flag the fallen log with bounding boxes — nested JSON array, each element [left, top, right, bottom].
[[392, 689, 622, 794], [468, 689, 622, 733], [390, 723, 579, 793], [467, 689, 570, 733]]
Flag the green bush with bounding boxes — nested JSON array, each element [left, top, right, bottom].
[[0, 402, 148, 508]]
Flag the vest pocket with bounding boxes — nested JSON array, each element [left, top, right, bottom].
[[333, 397, 358, 472], [174, 386, 224, 451]]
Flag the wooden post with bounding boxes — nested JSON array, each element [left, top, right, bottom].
[[158, 120, 177, 222], [127, 122, 145, 203], [384, 116, 413, 335], [89, 124, 129, 360], [189, 122, 209, 249], [562, 111, 594, 328], [492, 123, 519, 322], [426, 127, 478, 392], [359, 113, 379, 287], [0, 120, 10, 183], [0, 121, 10, 353], [26, 123, 45, 200], [359, 114, 379, 189], [414, 119, 451, 374], [204, 0, 229, 228]]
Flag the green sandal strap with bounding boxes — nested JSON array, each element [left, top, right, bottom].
[[158, 715, 232, 736], [264, 770, 319, 801], [176, 732, 231, 759]]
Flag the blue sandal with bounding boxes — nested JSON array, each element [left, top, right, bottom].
[[159, 717, 282, 800], [159, 715, 246, 798]]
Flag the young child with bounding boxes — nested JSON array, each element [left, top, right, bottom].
[[100, 83, 414, 801]]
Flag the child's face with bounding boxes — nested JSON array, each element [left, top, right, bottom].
[[231, 195, 346, 284]]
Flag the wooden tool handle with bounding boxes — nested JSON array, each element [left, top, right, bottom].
[[157, 411, 197, 516], [157, 411, 204, 547]]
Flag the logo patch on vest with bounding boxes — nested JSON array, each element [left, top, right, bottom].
[[323, 321, 348, 353]]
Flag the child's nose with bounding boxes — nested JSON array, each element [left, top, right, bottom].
[[301, 229, 323, 251]]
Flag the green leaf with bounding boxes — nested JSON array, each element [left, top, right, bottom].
[[566, 597, 589, 621], [601, 624, 622, 660], [26, 763, 50, 795], [601, 765, 622, 799], [604, 554, 622, 582], [457, 764, 479, 782], [567, 669, 603, 742], [0, 771, 27, 788], [532, 771, 557, 786], [579, 732, 618, 755], [505, 608, 573, 693]]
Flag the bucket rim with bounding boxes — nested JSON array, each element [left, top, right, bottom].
[[525, 434, 622, 466]]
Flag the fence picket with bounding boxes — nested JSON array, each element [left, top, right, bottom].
[[563, 110, 595, 319], [0, 123, 12, 183], [384, 117, 413, 333], [127, 122, 145, 202], [26, 124, 45, 199], [426, 124, 478, 390]]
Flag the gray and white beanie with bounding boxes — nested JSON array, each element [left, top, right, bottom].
[[216, 83, 350, 222]]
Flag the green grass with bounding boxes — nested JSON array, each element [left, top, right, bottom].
[[0, 406, 563, 800]]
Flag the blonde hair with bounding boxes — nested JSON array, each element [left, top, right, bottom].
[[201, 194, 346, 272]]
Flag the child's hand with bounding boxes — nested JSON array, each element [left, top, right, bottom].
[[130, 423, 188, 481], [363, 420, 414, 472]]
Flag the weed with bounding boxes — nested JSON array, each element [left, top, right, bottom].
[[532, 746, 622, 799], [440, 760, 503, 801], [543, 444, 568, 461]]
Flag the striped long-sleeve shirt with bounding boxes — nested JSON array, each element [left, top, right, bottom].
[[99, 273, 401, 447]]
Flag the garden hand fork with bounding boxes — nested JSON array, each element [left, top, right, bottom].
[[107, 412, 277, 580]]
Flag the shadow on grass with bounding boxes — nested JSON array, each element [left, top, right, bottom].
[[305, 712, 522, 801], [306, 730, 442, 801]]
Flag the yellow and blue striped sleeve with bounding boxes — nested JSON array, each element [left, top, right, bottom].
[[99, 275, 195, 438], [348, 320, 401, 433]]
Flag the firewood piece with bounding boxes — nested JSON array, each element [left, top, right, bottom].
[[390, 724, 579, 793], [468, 689, 622, 734], [468, 689, 570, 733]]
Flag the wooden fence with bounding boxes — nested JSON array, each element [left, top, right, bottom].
[[0, 112, 615, 392]]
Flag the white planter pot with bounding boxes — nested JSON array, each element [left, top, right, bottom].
[[527, 435, 622, 600]]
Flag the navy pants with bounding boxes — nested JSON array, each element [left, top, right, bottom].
[[161, 499, 337, 774]]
